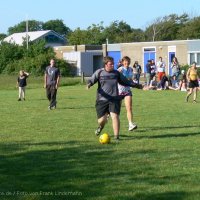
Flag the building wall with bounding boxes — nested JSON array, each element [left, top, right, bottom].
[[63, 52, 81, 76], [116, 41, 188, 75], [54, 46, 75, 59], [121, 43, 143, 66], [81, 52, 102, 76], [55, 40, 200, 76], [54, 45, 102, 59]]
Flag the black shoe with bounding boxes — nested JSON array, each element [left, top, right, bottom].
[[95, 126, 103, 136], [18, 98, 21, 101]]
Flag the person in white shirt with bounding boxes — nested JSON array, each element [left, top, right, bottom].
[[156, 56, 166, 81]]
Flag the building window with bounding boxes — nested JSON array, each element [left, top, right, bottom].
[[144, 47, 155, 52], [190, 53, 195, 64], [197, 53, 200, 65], [45, 34, 65, 44], [189, 52, 200, 66]]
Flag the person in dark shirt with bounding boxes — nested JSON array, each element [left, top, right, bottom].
[[133, 61, 142, 84], [17, 70, 29, 101], [157, 75, 169, 90], [145, 60, 151, 86], [87, 56, 142, 141], [44, 59, 61, 110]]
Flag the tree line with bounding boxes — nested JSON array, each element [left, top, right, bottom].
[[1, 13, 200, 76], [1, 13, 200, 44], [0, 40, 72, 76]]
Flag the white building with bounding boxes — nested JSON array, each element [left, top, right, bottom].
[[63, 51, 103, 76], [3, 30, 66, 47]]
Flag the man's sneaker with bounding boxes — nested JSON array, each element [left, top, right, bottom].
[[48, 106, 52, 110], [129, 122, 137, 131], [193, 100, 197, 103], [95, 126, 103, 136], [18, 98, 21, 101]]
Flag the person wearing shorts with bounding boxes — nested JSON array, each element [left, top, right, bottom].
[[186, 62, 199, 103], [118, 56, 137, 131], [87, 56, 142, 141]]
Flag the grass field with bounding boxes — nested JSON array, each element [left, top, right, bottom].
[[0, 75, 200, 200]]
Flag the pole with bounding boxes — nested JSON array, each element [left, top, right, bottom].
[[26, 15, 29, 50], [81, 72, 85, 84], [105, 38, 108, 56]]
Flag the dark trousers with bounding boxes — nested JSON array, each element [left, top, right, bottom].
[[46, 85, 57, 107]]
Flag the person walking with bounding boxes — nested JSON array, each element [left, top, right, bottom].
[[87, 56, 142, 141], [118, 56, 138, 131], [186, 62, 199, 103], [44, 59, 61, 110]]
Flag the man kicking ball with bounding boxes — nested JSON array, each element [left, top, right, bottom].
[[87, 56, 142, 141]]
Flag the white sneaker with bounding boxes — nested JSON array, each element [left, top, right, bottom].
[[129, 122, 137, 131]]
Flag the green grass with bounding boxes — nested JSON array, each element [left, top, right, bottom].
[[0, 76, 200, 200]]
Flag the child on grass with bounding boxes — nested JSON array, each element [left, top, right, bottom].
[[17, 70, 29, 101]]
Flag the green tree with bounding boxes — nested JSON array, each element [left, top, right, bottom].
[[0, 42, 23, 73], [86, 22, 106, 44], [0, 33, 7, 40], [68, 22, 105, 45], [145, 13, 189, 41], [177, 16, 200, 39], [0, 39, 72, 76], [43, 19, 71, 36], [8, 20, 43, 35], [103, 21, 132, 43], [68, 28, 89, 45], [103, 20, 144, 43]]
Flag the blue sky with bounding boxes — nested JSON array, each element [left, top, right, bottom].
[[1, 0, 200, 34]]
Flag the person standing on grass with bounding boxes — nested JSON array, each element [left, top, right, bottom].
[[171, 56, 180, 80], [87, 56, 142, 141], [44, 59, 61, 110], [186, 62, 199, 103], [145, 60, 151, 86], [133, 61, 142, 84], [17, 70, 29, 101], [118, 56, 137, 131], [156, 56, 166, 81]]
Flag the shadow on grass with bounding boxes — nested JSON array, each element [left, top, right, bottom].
[[0, 140, 198, 200], [0, 140, 115, 200], [136, 125, 200, 132], [120, 125, 200, 140], [132, 191, 188, 200], [61, 105, 94, 110], [121, 131, 200, 140]]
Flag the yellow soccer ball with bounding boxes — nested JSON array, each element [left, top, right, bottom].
[[99, 133, 110, 144]]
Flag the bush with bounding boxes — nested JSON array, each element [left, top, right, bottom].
[[180, 64, 200, 76], [0, 40, 75, 76]]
